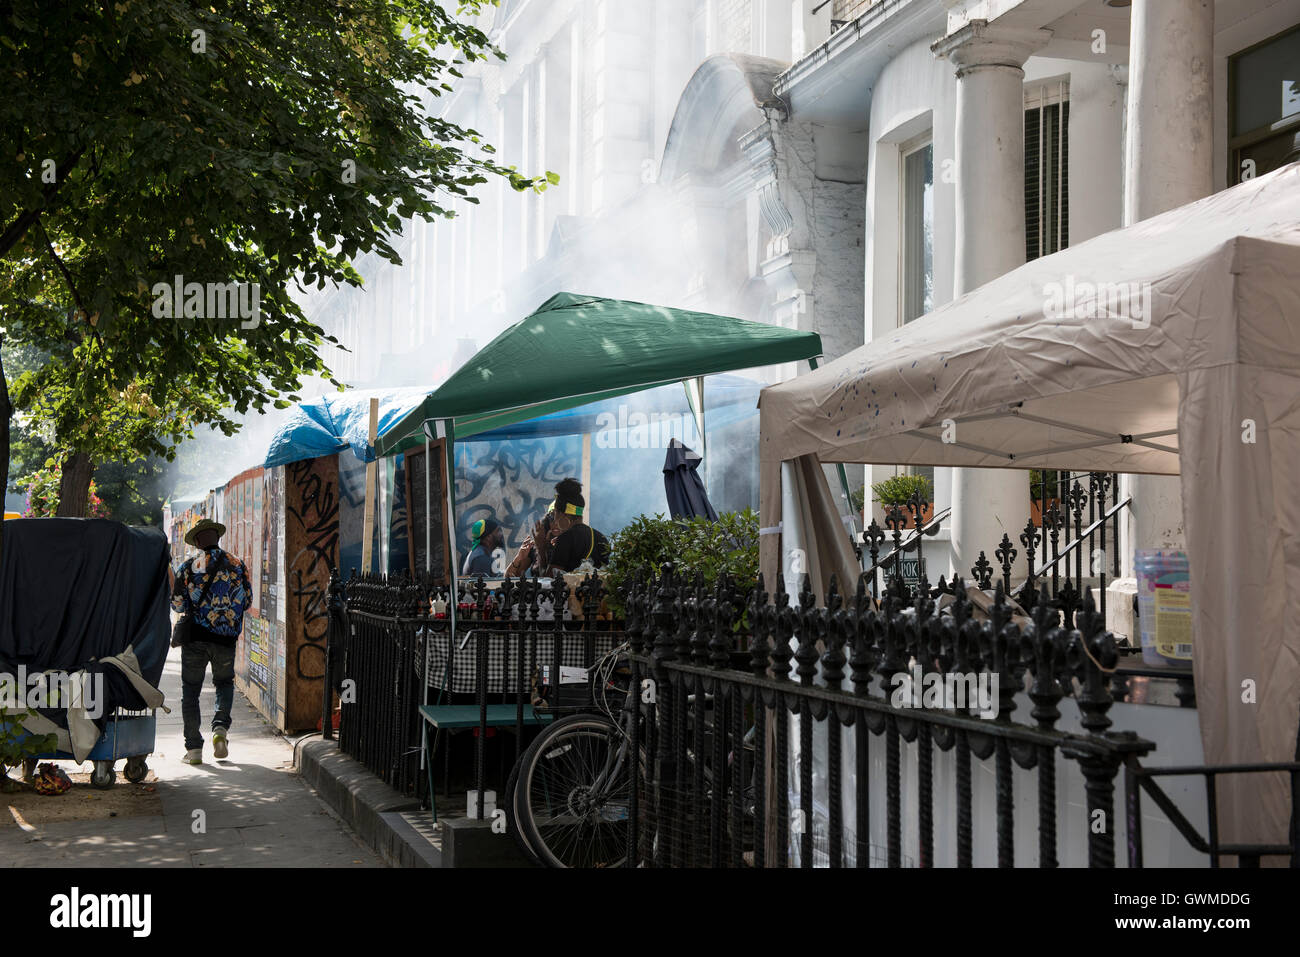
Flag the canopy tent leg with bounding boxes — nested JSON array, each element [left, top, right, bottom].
[[808, 357, 862, 567], [362, 397, 379, 573], [418, 419, 459, 786], [684, 376, 707, 493], [419, 429, 432, 780], [424, 436, 431, 575], [581, 432, 593, 525]]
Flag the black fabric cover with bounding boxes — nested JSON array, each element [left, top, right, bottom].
[[0, 518, 171, 722]]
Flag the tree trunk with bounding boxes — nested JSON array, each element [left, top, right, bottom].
[[56, 450, 94, 517]]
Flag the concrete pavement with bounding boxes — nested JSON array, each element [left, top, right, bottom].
[[1, 645, 383, 867]]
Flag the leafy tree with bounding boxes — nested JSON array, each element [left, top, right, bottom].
[[0, 0, 552, 558]]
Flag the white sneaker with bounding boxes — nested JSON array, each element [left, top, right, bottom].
[[184, 748, 203, 765], [212, 730, 229, 759]]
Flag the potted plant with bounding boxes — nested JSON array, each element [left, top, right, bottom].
[[871, 474, 934, 529], [1029, 468, 1060, 525]]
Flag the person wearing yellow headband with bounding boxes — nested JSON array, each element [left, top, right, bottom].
[[540, 478, 609, 575], [505, 479, 609, 577]]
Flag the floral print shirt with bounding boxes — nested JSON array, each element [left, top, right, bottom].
[[171, 547, 253, 639]]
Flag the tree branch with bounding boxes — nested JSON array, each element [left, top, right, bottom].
[[0, 145, 86, 258], [37, 219, 103, 351]]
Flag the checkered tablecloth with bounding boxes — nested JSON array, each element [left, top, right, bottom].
[[419, 627, 619, 695]]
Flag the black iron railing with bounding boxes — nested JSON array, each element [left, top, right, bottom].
[[862, 471, 1126, 621], [320, 512, 1295, 866], [861, 472, 1192, 707], [620, 568, 1298, 868], [326, 570, 620, 806]]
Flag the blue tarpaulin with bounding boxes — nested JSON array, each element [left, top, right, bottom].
[[264, 388, 427, 467]]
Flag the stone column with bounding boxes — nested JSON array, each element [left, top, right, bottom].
[[933, 21, 1049, 581], [1118, 0, 1213, 576]]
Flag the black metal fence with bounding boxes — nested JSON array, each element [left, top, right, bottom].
[[319, 497, 1297, 866], [326, 570, 621, 806], [621, 568, 1300, 868], [862, 470, 1127, 621], [862, 472, 1197, 706]]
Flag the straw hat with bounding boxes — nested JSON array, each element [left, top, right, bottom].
[[184, 517, 226, 547]]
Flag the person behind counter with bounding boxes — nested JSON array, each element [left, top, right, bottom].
[[506, 478, 609, 577], [462, 517, 506, 578]]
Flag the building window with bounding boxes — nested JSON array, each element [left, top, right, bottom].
[[900, 134, 933, 324], [1025, 82, 1069, 261], [1229, 24, 1300, 184]]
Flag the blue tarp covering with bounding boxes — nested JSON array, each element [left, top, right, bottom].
[[264, 388, 427, 468]]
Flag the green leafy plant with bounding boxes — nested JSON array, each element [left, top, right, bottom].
[[1029, 469, 1060, 500], [0, 710, 57, 793], [604, 508, 759, 621], [870, 474, 933, 507], [849, 485, 867, 514]]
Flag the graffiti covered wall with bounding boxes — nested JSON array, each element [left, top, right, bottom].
[[284, 455, 339, 729]]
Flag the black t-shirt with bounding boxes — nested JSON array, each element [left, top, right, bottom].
[[547, 524, 609, 573]]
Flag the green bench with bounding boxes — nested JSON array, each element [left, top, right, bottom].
[[418, 704, 553, 823]]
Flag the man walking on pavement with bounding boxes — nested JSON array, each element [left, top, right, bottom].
[[171, 518, 253, 765]]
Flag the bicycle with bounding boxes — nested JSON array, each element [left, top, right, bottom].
[[506, 644, 757, 868]]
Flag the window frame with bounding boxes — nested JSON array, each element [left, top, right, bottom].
[[1024, 79, 1069, 262], [898, 131, 934, 327], [1227, 22, 1300, 186]]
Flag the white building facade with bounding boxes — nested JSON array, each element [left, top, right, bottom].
[[301, 0, 1299, 579]]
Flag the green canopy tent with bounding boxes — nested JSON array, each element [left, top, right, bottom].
[[378, 292, 829, 816], [378, 289, 830, 576], [377, 292, 826, 453]]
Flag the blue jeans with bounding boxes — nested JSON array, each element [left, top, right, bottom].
[[181, 640, 236, 751]]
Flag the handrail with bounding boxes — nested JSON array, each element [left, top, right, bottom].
[[1035, 495, 1132, 577], [862, 505, 953, 577], [1126, 758, 1300, 867]]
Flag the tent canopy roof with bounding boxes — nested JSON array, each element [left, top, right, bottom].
[[759, 163, 1300, 475], [377, 292, 822, 455]]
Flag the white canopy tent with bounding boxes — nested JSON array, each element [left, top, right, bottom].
[[759, 163, 1300, 851]]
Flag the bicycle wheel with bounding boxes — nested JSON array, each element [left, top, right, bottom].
[[515, 713, 632, 868], [505, 741, 542, 866]]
